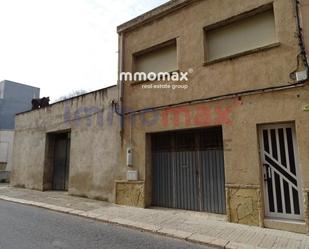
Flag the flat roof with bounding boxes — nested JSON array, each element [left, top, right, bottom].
[[0, 80, 40, 90], [117, 0, 198, 33]]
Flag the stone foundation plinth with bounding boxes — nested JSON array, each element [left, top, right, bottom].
[[227, 185, 262, 226], [115, 180, 145, 207]]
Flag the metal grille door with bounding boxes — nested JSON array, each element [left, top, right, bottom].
[[152, 127, 226, 214], [260, 124, 303, 220]]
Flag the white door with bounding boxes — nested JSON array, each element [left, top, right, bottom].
[[259, 124, 303, 220]]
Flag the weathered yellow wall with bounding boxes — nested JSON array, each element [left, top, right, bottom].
[[11, 86, 120, 202], [117, 84, 309, 226], [121, 0, 299, 110], [120, 84, 309, 185], [116, 0, 309, 230]]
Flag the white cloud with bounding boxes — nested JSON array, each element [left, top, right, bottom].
[[0, 0, 168, 101]]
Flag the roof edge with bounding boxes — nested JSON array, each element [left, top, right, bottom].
[[0, 80, 40, 90], [117, 0, 198, 33], [16, 84, 117, 116]]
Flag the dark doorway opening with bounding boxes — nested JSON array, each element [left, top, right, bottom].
[[44, 132, 71, 191], [52, 133, 70, 191]]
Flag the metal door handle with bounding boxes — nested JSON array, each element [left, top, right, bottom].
[[181, 164, 188, 169], [263, 164, 272, 181]]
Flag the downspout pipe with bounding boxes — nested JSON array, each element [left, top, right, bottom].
[[117, 32, 125, 140], [295, 0, 309, 78]]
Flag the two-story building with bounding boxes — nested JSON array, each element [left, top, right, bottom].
[[0, 80, 40, 182], [115, 0, 309, 234]]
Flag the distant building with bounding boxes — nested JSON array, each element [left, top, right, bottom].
[[0, 80, 40, 181]]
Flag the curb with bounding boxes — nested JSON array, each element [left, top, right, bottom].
[[0, 195, 234, 248]]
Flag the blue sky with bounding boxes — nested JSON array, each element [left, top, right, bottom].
[[0, 0, 168, 100]]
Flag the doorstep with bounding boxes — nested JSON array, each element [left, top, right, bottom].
[[264, 218, 308, 234]]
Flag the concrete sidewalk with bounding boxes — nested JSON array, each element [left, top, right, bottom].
[[0, 186, 308, 249]]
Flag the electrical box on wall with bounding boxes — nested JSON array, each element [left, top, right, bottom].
[[296, 70, 308, 82], [127, 170, 138, 181]]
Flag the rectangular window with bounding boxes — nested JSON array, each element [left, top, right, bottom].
[[134, 40, 177, 74], [205, 8, 277, 62]]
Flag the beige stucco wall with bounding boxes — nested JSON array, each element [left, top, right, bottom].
[[119, 85, 309, 187], [121, 0, 299, 111], [115, 0, 309, 231], [11, 86, 120, 202], [117, 84, 309, 228]]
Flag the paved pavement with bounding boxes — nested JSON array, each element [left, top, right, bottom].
[[0, 200, 212, 249], [0, 186, 308, 249]]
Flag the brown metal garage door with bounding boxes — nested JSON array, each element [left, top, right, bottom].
[[152, 127, 226, 214]]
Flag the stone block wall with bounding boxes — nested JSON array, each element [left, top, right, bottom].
[[115, 181, 145, 208], [227, 185, 262, 226]]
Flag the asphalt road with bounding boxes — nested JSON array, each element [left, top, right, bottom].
[[0, 200, 212, 249]]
